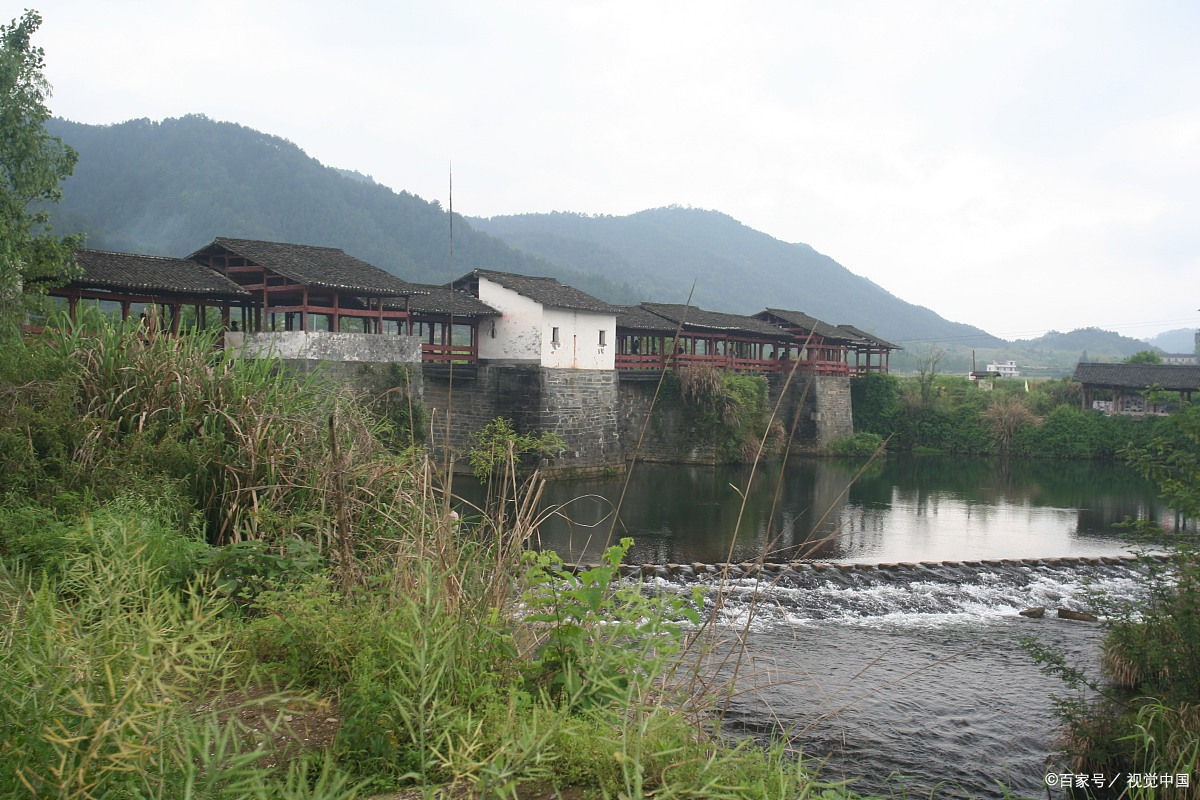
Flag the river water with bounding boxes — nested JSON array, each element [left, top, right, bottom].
[[455, 456, 1180, 798]]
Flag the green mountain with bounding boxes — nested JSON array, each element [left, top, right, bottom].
[[472, 209, 1002, 349], [1144, 328, 1198, 355], [43, 115, 637, 302], [42, 115, 1001, 350], [1016, 328, 1159, 359]]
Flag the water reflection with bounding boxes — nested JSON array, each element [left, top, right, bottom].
[[454, 456, 1174, 565]]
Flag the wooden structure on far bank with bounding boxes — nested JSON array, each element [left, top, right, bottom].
[[1072, 362, 1200, 416]]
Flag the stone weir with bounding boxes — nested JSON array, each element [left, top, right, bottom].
[[558, 554, 1165, 581]]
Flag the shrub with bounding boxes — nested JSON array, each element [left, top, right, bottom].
[[825, 432, 886, 457]]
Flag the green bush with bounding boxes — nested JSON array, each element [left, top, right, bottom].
[[825, 432, 886, 457]]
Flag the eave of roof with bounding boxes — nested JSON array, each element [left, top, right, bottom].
[[68, 249, 251, 299], [392, 284, 501, 317], [1072, 363, 1200, 391], [836, 324, 902, 351], [455, 269, 618, 313], [757, 308, 848, 341], [190, 237, 424, 297], [614, 305, 679, 332], [639, 303, 785, 338]]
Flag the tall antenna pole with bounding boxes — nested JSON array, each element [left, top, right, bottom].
[[443, 161, 455, 503]]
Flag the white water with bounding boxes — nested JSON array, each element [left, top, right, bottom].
[[663, 561, 1150, 798]]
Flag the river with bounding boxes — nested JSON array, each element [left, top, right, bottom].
[[454, 456, 1180, 798]]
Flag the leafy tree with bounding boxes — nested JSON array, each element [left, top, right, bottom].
[[1123, 349, 1161, 365], [0, 10, 80, 332], [1123, 403, 1200, 521], [912, 345, 945, 406]]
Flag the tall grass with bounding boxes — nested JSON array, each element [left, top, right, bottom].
[[0, 312, 871, 799]]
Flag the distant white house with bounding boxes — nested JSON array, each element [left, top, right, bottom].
[[986, 359, 1021, 378], [1161, 353, 1199, 366], [451, 269, 617, 370]]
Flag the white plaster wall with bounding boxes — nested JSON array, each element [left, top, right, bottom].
[[476, 278, 542, 362], [542, 307, 616, 370]]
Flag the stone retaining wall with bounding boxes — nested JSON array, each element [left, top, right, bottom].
[[560, 554, 1160, 579]]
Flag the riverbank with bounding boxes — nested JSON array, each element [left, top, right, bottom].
[[0, 318, 877, 800]]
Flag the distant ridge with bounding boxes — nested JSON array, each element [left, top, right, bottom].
[[43, 114, 1147, 357], [472, 208, 1003, 348], [44, 115, 638, 304]]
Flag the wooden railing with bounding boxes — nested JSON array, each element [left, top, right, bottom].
[[615, 353, 853, 375], [421, 343, 478, 364]]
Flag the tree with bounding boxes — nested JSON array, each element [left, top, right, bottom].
[[1123, 349, 1161, 365], [0, 10, 79, 332], [913, 345, 945, 406]]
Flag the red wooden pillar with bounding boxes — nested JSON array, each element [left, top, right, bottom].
[[260, 269, 268, 333]]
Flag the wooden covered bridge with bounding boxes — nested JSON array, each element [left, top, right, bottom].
[[615, 303, 898, 376], [47, 239, 898, 375]]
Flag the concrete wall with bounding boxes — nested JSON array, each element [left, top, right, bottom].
[[225, 330, 423, 364]]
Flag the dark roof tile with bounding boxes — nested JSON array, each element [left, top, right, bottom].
[[615, 305, 680, 332], [455, 269, 617, 313], [757, 308, 849, 341], [640, 303, 785, 337], [190, 238, 422, 297], [1072, 363, 1200, 391], [70, 249, 251, 299], [394, 285, 500, 317], [836, 324, 902, 351]]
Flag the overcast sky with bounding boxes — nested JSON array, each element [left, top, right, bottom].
[[29, 0, 1200, 341]]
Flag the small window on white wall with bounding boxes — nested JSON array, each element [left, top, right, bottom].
[[551, 326, 560, 346], [598, 330, 607, 347]]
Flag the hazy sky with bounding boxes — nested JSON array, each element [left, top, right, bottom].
[[28, 1, 1200, 341]]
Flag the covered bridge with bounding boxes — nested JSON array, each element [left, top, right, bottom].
[[1072, 362, 1200, 415], [616, 303, 792, 373], [188, 237, 423, 335], [50, 249, 252, 332]]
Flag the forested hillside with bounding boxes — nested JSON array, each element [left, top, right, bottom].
[[43, 116, 638, 302], [1015, 328, 1161, 360], [472, 208, 1003, 348]]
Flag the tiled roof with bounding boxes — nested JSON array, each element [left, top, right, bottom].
[[395, 285, 500, 317], [836, 324, 902, 351], [1072, 363, 1200, 391], [190, 238, 422, 297], [456, 269, 617, 313], [757, 308, 848, 341], [614, 305, 679, 333], [639, 303, 786, 338], [70, 249, 251, 299]]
